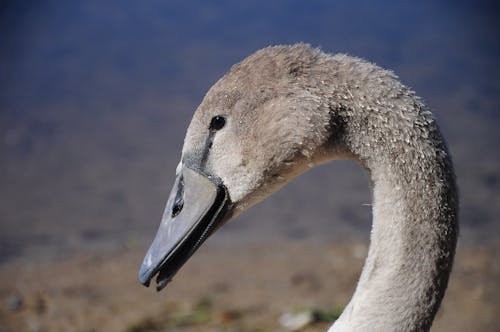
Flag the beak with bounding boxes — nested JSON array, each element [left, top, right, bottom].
[[138, 165, 231, 291]]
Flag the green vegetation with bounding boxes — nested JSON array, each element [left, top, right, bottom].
[[126, 296, 213, 332]]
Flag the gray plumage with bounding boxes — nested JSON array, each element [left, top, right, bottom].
[[180, 43, 459, 331]]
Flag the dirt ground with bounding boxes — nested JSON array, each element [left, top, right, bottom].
[[0, 240, 498, 332]]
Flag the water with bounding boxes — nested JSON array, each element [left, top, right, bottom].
[[1, 0, 499, 263]]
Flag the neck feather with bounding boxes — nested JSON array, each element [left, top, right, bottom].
[[326, 68, 458, 331], [332, 159, 457, 331]]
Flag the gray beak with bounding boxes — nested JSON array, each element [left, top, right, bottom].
[[139, 165, 230, 291]]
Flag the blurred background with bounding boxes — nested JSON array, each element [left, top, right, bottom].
[[1, 1, 499, 331]]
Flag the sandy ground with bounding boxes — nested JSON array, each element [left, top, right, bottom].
[[0, 240, 499, 332]]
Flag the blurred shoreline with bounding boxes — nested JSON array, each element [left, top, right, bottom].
[[1, 239, 499, 332]]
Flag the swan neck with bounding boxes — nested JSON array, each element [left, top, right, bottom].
[[328, 99, 458, 331], [332, 156, 457, 331]]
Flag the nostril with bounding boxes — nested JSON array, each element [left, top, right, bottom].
[[171, 199, 184, 218], [171, 174, 185, 218]]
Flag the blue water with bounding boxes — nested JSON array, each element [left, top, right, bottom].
[[0, 0, 499, 262]]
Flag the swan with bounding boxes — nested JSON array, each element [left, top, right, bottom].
[[139, 44, 458, 331]]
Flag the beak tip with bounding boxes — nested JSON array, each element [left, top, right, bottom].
[[138, 264, 153, 287]]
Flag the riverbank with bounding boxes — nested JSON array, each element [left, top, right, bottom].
[[1, 239, 498, 332]]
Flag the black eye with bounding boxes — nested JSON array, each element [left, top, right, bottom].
[[209, 115, 226, 131]]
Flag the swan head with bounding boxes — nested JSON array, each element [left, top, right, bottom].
[[139, 45, 339, 290]]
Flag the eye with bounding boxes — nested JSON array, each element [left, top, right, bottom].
[[209, 115, 226, 131]]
